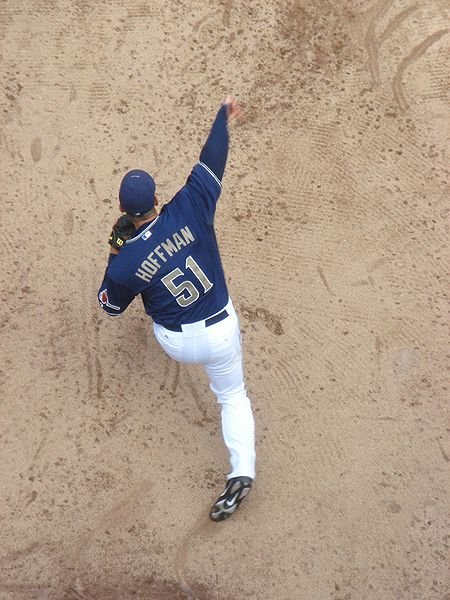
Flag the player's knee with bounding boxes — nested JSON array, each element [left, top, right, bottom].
[[216, 390, 249, 407]]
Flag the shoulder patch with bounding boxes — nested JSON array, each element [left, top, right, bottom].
[[98, 289, 120, 311]]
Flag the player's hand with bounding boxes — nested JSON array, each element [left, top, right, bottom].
[[224, 96, 244, 122], [108, 214, 135, 251]]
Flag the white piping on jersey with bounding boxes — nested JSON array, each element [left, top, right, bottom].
[[126, 216, 160, 244], [199, 162, 222, 188]]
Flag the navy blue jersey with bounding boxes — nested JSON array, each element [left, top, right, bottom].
[[98, 162, 229, 326]]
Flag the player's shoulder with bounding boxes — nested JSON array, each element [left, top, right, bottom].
[[107, 241, 147, 290], [164, 163, 221, 211], [181, 163, 222, 210], [107, 251, 132, 282]]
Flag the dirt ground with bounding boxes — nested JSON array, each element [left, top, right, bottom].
[[1, 1, 449, 599]]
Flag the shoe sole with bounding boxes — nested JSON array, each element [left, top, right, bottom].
[[210, 481, 252, 522]]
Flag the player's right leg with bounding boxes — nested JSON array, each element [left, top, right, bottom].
[[202, 308, 256, 481], [202, 305, 256, 521], [153, 302, 256, 521]]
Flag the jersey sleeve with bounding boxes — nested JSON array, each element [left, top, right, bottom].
[[180, 103, 228, 225], [98, 256, 136, 316], [199, 104, 228, 180], [183, 162, 222, 225]]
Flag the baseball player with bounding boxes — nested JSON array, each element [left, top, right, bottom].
[[97, 97, 255, 521]]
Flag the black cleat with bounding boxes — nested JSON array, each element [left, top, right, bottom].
[[210, 476, 253, 522]]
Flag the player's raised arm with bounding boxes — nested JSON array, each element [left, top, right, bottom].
[[199, 96, 243, 181]]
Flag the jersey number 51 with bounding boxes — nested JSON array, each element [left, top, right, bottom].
[[161, 255, 213, 307]]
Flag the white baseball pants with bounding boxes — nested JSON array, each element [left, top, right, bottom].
[[153, 298, 256, 480]]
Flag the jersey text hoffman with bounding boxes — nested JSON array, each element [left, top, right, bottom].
[[135, 226, 195, 282]]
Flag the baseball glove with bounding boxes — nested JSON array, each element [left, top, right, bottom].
[[108, 215, 135, 250]]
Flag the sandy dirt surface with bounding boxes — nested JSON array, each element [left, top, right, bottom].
[[1, 1, 449, 599]]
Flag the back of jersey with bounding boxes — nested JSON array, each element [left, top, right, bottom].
[[107, 162, 229, 326]]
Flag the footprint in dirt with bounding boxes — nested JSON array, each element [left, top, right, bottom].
[[31, 137, 42, 162], [240, 304, 284, 336]]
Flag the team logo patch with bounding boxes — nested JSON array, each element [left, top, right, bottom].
[[99, 289, 108, 306], [98, 289, 120, 311]]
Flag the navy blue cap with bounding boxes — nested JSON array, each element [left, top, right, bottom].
[[119, 169, 156, 216]]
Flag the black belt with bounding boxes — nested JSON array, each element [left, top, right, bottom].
[[162, 309, 229, 332]]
